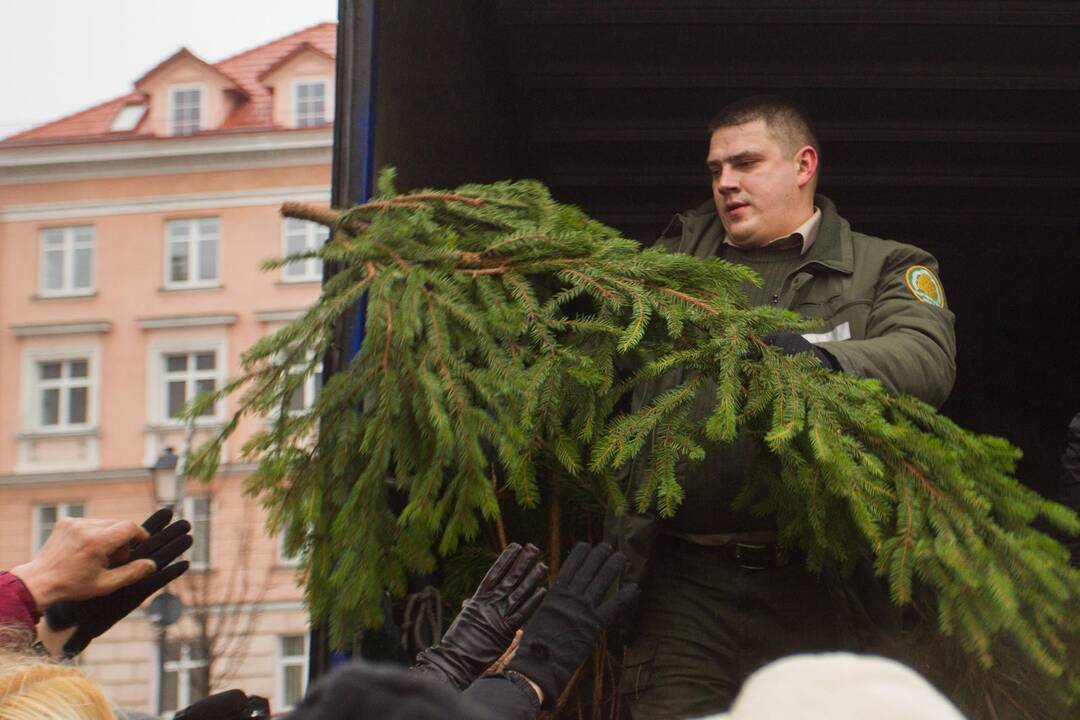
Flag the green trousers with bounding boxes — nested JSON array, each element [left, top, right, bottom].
[[619, 537, 892, 720]]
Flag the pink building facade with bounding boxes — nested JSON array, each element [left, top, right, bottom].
[[0, 24, 335, 716]]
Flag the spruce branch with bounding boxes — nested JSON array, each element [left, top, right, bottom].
[[188, 170, 1080, 711]]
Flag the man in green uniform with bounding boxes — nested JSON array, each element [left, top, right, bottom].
[[608, 96, 957, 719]]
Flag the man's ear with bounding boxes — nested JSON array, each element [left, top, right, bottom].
[[794, 145, 819, 189]]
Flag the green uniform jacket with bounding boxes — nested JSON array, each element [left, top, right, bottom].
[[607, 194, 957, 583]]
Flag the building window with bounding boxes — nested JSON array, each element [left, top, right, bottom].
[[160, 640, 208, 714], [277, 531, 301, 567], [269, 350, 322, 417], [288, 358, 322, 415], [293, 80, 327, 127], [165, 218, 219, 288], [281, 218, 326, 282], [39, 226, 93, 296], [110, 103, 146, 132], [185, 496, 211, 569], [33, 502, 85, 554], [33, 358, 92, 430], [169, 86, 203, 135], [161, 350, 220, 420], [278, 634, 309, 709]]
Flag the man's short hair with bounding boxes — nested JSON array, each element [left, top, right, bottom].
[[707, 95, 819, 154]]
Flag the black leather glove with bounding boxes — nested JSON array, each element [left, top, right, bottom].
[[749, 330, 839, 370], [506, 542, 640, 709], [45, 508, 192, 657], [174, 689, 270, 719], [413, 542, 548, 689]]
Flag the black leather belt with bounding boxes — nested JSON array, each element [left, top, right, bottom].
[[667, 534, 791, 570], [718, 542, 790, 570]]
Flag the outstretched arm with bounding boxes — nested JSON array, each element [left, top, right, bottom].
[[818, 246, 956, 407]]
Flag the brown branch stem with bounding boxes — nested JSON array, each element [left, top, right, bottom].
[[281, 202, 367, 235], [385, 191, 484, 207], [381, 305, 393, 371], [658, 286, 719, 315]]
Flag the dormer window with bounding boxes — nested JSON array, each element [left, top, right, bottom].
[[169, 86, 204, 135], [293, 80, 327, 127]]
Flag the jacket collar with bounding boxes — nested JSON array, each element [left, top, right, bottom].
[[798, 195, 854, 275], [677, 194, 854, 275]]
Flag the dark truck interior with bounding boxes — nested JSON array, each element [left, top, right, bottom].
[[359, 0, 1079, 499]]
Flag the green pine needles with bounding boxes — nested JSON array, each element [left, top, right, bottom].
[[185, 169, 1079, 705]]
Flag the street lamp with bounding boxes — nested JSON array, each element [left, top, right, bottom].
[[148, 591, 183, 716], [150, 447, 180, 509]]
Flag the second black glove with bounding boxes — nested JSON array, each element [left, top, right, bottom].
[[506, 542, 639, 709], [413, 542, 547, 689]]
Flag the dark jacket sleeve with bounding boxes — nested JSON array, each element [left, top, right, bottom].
[[818, 244, 957, 408], [0, 572, 41, 631], [462, 675, 541, 720]]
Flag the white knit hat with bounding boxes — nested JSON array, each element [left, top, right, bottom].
[[699, 653, 965, 720]]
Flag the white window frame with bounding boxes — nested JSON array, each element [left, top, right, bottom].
[[147, 338, 227, 427], [167, 84, 207, 136], [280, 217, 327, 283], [184, 495, 211, 570], [266, 349, 322, 419], [156, 639, 209, 715], [277, 531, 301, 567], [284, 352, 322, 416], [38, 225, 94, 297], [276, 634, 309, 710], [20, 345, 101, 434], [31, 502, 85, 554], [164, 217, 220, 290], [291, 77, 333, 128]]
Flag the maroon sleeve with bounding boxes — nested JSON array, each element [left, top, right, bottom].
[[0, 571, 42, 630]]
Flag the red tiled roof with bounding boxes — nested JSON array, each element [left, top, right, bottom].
[[5, 92, 148, 143], [257, 42, 335, 83], [133, 48, 249, 98], [3, 22, 336, 144]]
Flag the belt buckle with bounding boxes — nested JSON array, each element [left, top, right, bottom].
[[734, 542, 768, 570]]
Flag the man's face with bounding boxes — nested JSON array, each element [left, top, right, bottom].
[[707, 119, 810, 247]]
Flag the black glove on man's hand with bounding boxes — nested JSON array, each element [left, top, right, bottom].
[[413, 542, 548, 689], [174, 689, 270, 719], [506, 542, 640, 709], [45, 508, 192, 656], [749, 330, 839, 371]]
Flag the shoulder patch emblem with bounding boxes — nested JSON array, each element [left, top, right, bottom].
[[905, 265, 944, 307]]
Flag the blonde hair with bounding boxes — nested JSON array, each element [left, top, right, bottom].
[[0, 640, 115, 720]]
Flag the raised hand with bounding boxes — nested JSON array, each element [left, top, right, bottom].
[[413, 542, 548, 689], [43, 508, 192, 656]]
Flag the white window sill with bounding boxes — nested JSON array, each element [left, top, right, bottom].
[[14, 459, 101, 474], [277, 277, 321, 286], [17, 427, 100, 440], [263, 410, 315, 423], [145, 419, 226, 432], [159, 283, 223, 293], [32, 290, 97, 301]]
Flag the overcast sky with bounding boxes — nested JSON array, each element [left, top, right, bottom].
[[0, 0, 338, 138]]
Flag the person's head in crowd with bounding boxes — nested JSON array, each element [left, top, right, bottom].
[[287, 660, 495, 720], [701, 652, 965, 720], [0, 644, 114, 720]]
